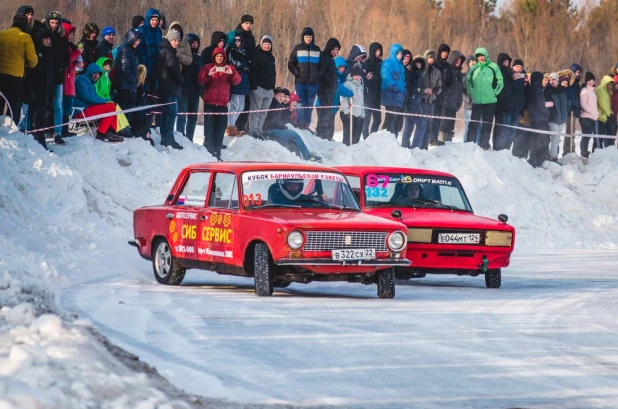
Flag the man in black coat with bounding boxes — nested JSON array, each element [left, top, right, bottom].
[[177, 33, 203, 141], [114, 29, 141, 122], [493, 52, 516, 150], [26, 28, 54, 150], [201, 31, 227, 65], [46, 11, 69, 145], [157, 31, 184, 149], [362, 42, 382, 137], [315, 37, 341, 140], [429, 43, 452, 146]]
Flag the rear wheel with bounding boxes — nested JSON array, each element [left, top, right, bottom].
[[377, 268, 396, 299], [485, 269, 502, 289], [254, 243, 273, 296], [152, 239, 186, 285]]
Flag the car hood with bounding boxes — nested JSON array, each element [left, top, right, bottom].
[[246, 209, 407, 231], [364, 208, 513, 231]]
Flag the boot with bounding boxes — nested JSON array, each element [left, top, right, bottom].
[[61, 121, 77, 137], [96, 130, 124, 143], [53, 134, 66, 145], [161, 140, 183, 150]]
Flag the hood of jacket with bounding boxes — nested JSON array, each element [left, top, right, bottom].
[[334, 56, 347, 70], [82, 22, 99, 40], [530, 71, 545, 89], [423, 48, 436, 63], [95, 56, 114, 70], [557, 68, 576, 86], [324, 38, 341, 55], [402, 49, 412, 67], [447, 50, 465, 71], [388, 43, 403, 62], [599, 75, 615, 90], [474, 47, 490, 61], [61, 22, 75, 41], [185, 33, 200, 51], [259, 35, 273, 52], [411, 55, 427, 72], [17, 5, 34, 15], [144, 8, 160, 21], [301, 27, 315, 46], [34, 28, 53, 51], [347, 44, 367, 62], [368, 42, 382, 63], [211, 46, 226, 65], [210, 31, 226, 47], [437, 43, 450, 61], [125, 29, 141, 47], [497, 52, 511, 67], [84, 63, 102, 83], [167, 21, 183, 40], [569, 63, 582, 75]]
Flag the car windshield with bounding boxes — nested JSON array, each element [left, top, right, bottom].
[[363, 173, 472, 212], [241, 170, 360, 211]]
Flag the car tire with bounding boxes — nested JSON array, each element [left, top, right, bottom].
[[254, 243, 273, 296], [485, 269, 501, 289], [152, 239, 186, 285], [377, 268, 396, 299]]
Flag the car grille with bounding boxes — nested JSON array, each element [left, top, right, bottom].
[[304, 231, 389, 252]]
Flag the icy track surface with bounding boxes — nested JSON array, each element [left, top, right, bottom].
[[1, 115, 618, 408]]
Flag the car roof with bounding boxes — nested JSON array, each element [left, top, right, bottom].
[[334, 166, 457, 179], [183, 161, 339, 173]]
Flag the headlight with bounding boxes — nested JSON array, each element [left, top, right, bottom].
[[388, 231, 407, 251], [287, 231, 304, 249], [407, 228, 433, 243], [485, 231, 513, 247]]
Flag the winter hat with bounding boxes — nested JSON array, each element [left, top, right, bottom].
[[241, 14, 254, 24], [261, 35, 272, 45], [12, 13, 29, 26], [101, 26, 116, 37], [513, 59, 524, 68], [350, 65, 363, 77], [559, 74, 570, 83], [132, 15, 145, 28], [167, 30, 181, 42], [549, 72, 559, 82], [46, 10, 61, 21], [584, 72, 595, 83], [16, 6, 34, 15]]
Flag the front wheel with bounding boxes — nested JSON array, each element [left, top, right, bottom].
[[254, 243, 273, 296], [485, 269, 501, 289], [377, 268, 396, 299], [152, 239, 186, 285]]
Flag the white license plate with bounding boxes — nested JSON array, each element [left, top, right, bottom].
[[438, 233, 481, 244], [332, 248, 376, 261]]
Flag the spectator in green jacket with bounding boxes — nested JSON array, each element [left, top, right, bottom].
[[465, 47, 503, 149], [94, 57, 114, 101], [594, 75, 615, 150]]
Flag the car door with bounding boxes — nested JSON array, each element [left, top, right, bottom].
[[169, 171, 211, 259], [197, 172, 239, 263]]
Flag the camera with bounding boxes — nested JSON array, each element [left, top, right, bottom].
[[215, 66, 226, 73]]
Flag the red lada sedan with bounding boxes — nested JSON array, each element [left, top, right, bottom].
[[335, 166, 515, 288], [129, 162, 410, 298]]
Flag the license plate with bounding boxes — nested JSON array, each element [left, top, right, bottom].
[[332, 248, 376, 261], [438, 233, 481, 244]]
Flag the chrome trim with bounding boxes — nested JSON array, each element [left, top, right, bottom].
[[128, 239, 141, 248], [303, 231, 389, 252], [275, 258, 410, 267]]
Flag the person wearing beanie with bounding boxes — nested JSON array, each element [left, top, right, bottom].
[[316, 37, 342, 140], [176, 33, 202, 141], [95, 26, 116, 59], [241, 14, 254, 24], [137, 8, 163, 96], [562, 63, 583, 154], [132, 15, 145, 29], [578, 71, 597, 157], [288, 27, 321, 128], [157, 27, 184, 150], [547, 71, 568, 161], [438, 50, 466, 145], [509, 58, 526, 151], [77, 22, 99, 69], [493, 52, 516, 151], [249, 35, 276, 137], [226, 30, 251, 136], [340, 63, 365, 146], [362, 42, 383, 137], [166, 22, 192, 67], [419, 48, 441, 149], [0, 13, 38, 124], [115, 29, 142, 126], [44, 10, 70, 145]]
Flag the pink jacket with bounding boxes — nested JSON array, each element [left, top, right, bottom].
[[62, 22, 82, 97], [579, 85, 599, 121]]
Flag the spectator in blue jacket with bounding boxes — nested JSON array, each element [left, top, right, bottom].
[[136, 8, 162, 97], [381, 43, 406, 136], [287, 27, 321, 128]]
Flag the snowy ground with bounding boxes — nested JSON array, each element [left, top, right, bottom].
[[1, 115, 618, 408]]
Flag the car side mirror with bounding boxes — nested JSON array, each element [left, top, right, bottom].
[[498, 214, 508, 223], [391, 209, 402, 219]]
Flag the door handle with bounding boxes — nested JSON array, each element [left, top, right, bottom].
[[200, 215, 207, 221], [166, 213, 174, 219]]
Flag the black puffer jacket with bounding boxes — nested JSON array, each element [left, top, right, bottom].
[[157, 38, 183, 97], [25, 29, 55, 107], [363, 42, 383, 103], [404, 56, 426, 114], [251, 37, 276, 91], [434, 43, 452, 106], [115, 29, 141, 92], [317, 37, 341, 95], [49, 25, 69, 85], [442, 50, 465, 111], [287, 27, 322, 85], [525, 71, 549, 123], [201, 31, 227, 65], [182, 34, 203, 92], [78, 23, 99, 69], [496, 52, 513, 112], [263, 99, 292, 131]]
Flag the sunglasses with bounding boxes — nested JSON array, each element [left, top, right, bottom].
[[235, 38, 241, 42]]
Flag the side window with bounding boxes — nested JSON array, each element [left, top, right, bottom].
[[176, 172, 211, 207], [345, 175, 361, 203], [208, 173, 239, 209]]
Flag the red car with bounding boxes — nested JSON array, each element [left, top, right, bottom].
[[129, 162, 410, 298], [335, 166, 515, 288]]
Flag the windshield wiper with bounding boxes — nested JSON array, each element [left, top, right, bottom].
[[252, 203, 301, 209], [297, 197, 344, 210], [409, 199, 469, 212]]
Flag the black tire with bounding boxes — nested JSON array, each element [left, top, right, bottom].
[[485, 269, 502, 289], [152, 239, 186, 285], [273, 280, 291, 288], [377, 268, 396, 299], [254, 243, 273, 296]]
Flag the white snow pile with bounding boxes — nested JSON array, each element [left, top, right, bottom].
[[1, 113, 618, 407]]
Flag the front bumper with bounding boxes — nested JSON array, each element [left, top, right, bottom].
[[275, 258, 410, 267]]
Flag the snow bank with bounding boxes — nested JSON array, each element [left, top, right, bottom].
[[1, 114, 617, 407]]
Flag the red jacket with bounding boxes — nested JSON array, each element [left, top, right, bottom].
[[198, 47, 241, 106], [62, 22, 82, 97]]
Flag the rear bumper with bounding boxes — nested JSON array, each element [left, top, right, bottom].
[[275, 258, 410, 267]]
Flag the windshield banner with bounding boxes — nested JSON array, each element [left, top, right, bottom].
[[242, 171, 345, 184]]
